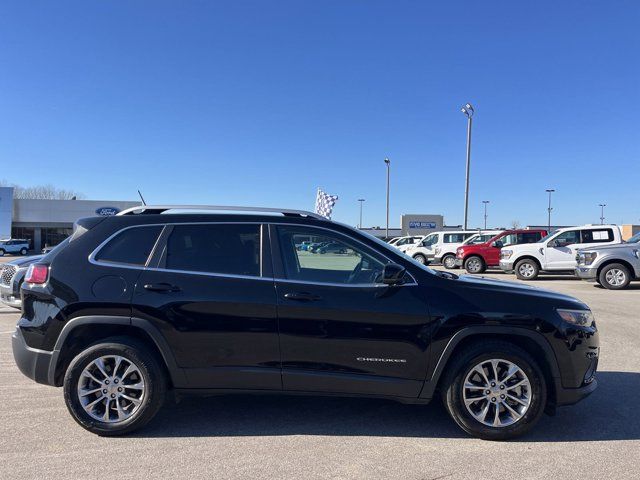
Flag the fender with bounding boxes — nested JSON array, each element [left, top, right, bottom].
[[48, 315, 187, 387], [419, 326, 561, 400]]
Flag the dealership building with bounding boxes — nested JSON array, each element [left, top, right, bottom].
[[0, 187, 139, 252]]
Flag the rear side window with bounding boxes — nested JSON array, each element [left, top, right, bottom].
[[165, 224, 260, 276], [520, 232, 543, 243], [582, 229, 614, 243], [95, 226, 162, 266], [444, 233, 468, 243]]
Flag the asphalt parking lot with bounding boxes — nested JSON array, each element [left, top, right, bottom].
[[1, 264, 639, 480]]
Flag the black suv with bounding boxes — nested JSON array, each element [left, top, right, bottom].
[[12, 206, 599, 440]]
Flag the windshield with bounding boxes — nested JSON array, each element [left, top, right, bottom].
[[626, 232, 640, 244], [463, 233, 495, 245]]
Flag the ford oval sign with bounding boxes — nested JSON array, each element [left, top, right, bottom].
[[95, 207, 120, 216]]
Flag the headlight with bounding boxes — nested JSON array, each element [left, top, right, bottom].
[[557, 309, 595, 327], [500, 249, 513, 259], [577, 252, 598, 265], [456, 248, 464, 257]]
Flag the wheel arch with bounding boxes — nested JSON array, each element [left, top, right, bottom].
[[514, 255, 542, 269], [420, 327, 560, 407], [596, 258, 636, 279], [49, 315, 186, 388]]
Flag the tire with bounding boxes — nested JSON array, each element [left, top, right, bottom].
[[464, 256, 486, 274], [413, 254, 427, 265], [63, 337, 167, 436], [598, 263, 631, 290], [514, 258, 539, 280], [441, 341, 547, 441], [20, 248, 28, 255], [0, 249, 4, 256], [442, 254, 457, 269]]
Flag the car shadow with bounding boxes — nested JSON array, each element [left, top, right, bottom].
[[135, 371, 640, 442]]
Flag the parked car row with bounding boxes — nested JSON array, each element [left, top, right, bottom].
[[0, 254, 44, 308], [388, 224, 640, 289]]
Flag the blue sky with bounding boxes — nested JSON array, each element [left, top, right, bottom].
[[0, 1, 638, 228]]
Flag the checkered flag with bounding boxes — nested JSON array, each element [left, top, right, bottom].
[[315, 188, 339, 219]]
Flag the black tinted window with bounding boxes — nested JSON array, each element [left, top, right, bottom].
[[520, 232, 543, 243], [166, 224, 260, 276], [581, 229, 614, 243], [96, 226, 162, 265]]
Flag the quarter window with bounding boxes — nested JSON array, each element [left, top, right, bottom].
[[277, 226, 388, 284], [165, 224, 261, 276], [95, 226, 163, 266]]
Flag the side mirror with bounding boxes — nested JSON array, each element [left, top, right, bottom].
[[492, 240, 503, 248], [381, 263, 406, 285], [548, 240, 558, 248]]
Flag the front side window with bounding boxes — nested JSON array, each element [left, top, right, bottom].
[[552, 230, 580, 247], [277, 226, 388, 285], [581, 229, 614, 243], [95, 225, 163, 266], [165, 224, 260, 276], [421, 234, 438, 247]]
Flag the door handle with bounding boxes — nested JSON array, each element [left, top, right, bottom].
[[144, 283, 181, 293], [283, 292, 322, 302]]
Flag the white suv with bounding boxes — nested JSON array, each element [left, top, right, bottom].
[[388, 235, 422, 253], [499, 224, 623, 280], [406, 230, 478, 268]]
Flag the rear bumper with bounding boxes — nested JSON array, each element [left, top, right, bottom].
[[575, 266, 598, 281], [11, 327, 55, 385]]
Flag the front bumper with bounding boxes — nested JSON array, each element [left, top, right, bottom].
[[11, 327, 56, 385], [575, 266, 598, 281], [555, 376, 598, 406], [0, 284, 21, 308], [499, 259, 515, 272]]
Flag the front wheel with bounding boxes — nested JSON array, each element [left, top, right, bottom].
[[464, 256, 486, 274], [413, 254, 427, 265], [0, 249, 4, 256], [514, 259, 539, 280], [599, 263, 631, 290], [20, 248, 28, 255], [441, 341, 547, 440], [442, 254, 457, 269], [63, 338, 166, 436]]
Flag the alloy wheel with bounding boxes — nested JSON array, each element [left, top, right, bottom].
[[462, 358, 531, 428], [443, 256, 456, 269], [518, 263, 535, 278], [77, 355, 146, 423], [466, 258, 482, 273], [605, 268, 626, 286]]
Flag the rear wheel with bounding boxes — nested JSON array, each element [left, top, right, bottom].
[[63, 337, 166, 436], [20, 248, 28, 255], [442, 254, 457, 269], [413, 254, 427, 265], [0, 249, 4, 256], [464, 256, 486, 274], [441, 341, 547, 440], [515, 259, 539, 280], [599, 263, 631, 290]]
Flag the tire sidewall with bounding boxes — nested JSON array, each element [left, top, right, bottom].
[[444, 346, 547, 440], [515, 259, 539, 280], [599, 264, 630, 290], [413, 254, 426, 264], [442, 254, 456, 269], [63, 340, 166, 436], [464, 256, 485, 274]]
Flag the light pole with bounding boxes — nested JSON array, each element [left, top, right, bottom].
[[461, 103, 474, 230], [482, 200, 489, 230], [546, 189, 555, 232], [384, 158, 390, 238], [599, 204, 606, 224], [357, 199, 365, 229]]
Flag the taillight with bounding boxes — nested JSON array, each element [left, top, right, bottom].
[[25, 264, 49, 284]]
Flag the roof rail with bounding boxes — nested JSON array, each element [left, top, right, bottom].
[[116, 205, 326, 220]]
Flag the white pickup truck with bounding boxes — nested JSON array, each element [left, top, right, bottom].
[[499, 224, 623, 280]]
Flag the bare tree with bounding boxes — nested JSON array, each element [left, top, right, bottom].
[[510, 220, 521, 229], [0, 180, 85, 200]]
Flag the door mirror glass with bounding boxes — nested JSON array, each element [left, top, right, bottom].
[[492, 240, 503, 248], [381, 263, 406, 285]]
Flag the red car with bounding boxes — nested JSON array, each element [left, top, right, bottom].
[[455, 229, 549, 274]]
